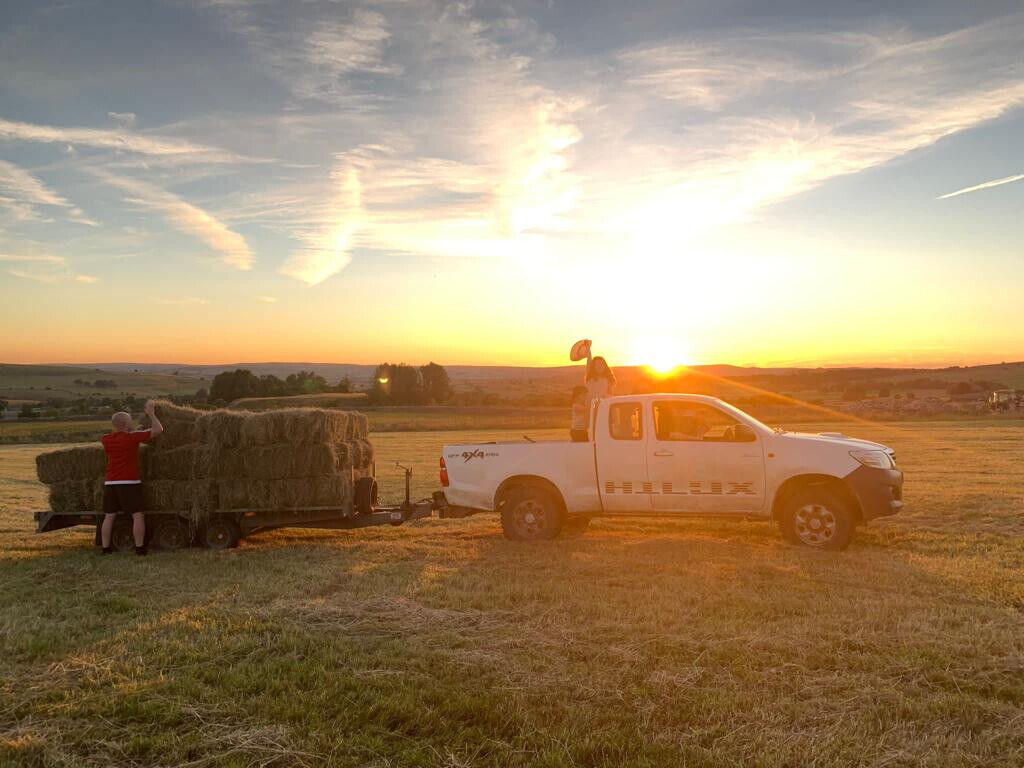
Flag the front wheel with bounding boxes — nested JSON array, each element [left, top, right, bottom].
[[500, 486, 564, 541], [779, 487, 855, 551]]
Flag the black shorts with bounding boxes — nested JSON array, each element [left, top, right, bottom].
[[103, 483, 144, 515]]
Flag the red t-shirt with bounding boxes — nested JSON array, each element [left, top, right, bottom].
[[101, 430, 152, 483]]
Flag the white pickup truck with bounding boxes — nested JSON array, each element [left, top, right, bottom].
[[438, 394, 903, 550]]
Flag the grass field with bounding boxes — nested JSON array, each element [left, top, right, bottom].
[[1, 420, 1022, 766], [0, 408, 570, 445]]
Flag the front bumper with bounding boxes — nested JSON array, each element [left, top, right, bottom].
[[844, 465, 904, 521]]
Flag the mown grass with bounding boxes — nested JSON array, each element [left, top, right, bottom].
[[1, 421, 1022, 766]]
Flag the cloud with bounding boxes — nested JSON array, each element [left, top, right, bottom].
[[1, 252, 97, 283], [0, 159, 99, 226], [255, 295, 277, 303], [93, 171, 254, 270], [937, 173, 1024, 199], [0, 117, 244, 163], [107, 112, 136, 128]]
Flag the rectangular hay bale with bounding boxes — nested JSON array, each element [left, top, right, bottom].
[[36, 445, 106, 484], [47, 479, 99, 514], [143, 479, 217, 516], [217, 476, 353, 510]]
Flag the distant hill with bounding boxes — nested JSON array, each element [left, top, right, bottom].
[[4, 360, 1023, 404]]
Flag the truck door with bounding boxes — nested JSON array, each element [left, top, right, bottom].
[[646, 401, 765, 514], [595, 401, 652, 513]]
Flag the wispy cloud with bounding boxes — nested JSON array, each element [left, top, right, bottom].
[[0, 117, 244, 163], [94, 171, 254, 271], [937, 173, 1024, 199], [255, 295, 277, 303], [1, 252, 97, 283], [0, 158, 98, 225]]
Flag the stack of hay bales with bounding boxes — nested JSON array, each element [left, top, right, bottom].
[[35, 402, 374, 520]]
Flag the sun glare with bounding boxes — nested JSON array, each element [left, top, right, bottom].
[[633, 336, 690, 376]]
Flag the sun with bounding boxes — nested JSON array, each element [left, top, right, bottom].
[[633, 336, 690, 376]]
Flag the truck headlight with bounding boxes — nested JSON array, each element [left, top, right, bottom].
[[850, 449, 893, 469]]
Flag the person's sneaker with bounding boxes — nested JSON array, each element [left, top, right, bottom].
[[101, 546, 113, 555], [135, 545, 148, 556]]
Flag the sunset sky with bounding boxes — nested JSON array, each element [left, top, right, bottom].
[[1, 1, 1022, 368]]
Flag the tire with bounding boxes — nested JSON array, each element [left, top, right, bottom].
[[355, 477, 378, 516], [499, 486, 564, 542], [153, 518, 188, 551], [779, 486, 855, 551], [111, 519, 135, 552], [203, 518, 241, 550]]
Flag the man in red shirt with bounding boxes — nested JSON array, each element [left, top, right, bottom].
[[100, 401, 163, 555]]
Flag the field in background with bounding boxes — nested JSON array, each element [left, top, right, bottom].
[[229, 392, 369, 410], [1, 419, 1022, 766], [0, 363, 206, 402], [0, 407, 571, 444]]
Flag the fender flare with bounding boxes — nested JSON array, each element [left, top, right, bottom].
[[771, 473, 863, 524], [494, 475, 567, 513]]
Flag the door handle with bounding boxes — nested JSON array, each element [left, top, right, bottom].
[[653, 450, 674, 457]]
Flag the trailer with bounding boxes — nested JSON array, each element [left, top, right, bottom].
[[34, 463, 435, 551]]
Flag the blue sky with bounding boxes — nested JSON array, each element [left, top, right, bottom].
[[0, 0, 1022, 366]]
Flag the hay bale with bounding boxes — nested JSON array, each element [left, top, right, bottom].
[[145, 445, 206, 481], [144, 479, 217, 516], [147, 401, 204, 448], [348, 412, 369, 439], [36, 445, 106, 484], [203, 443, 356, 480], [47, 479, 98, 514], [218, 477, 352, 511], [237, 409, 351, 447], [195, 410, 246, 448]]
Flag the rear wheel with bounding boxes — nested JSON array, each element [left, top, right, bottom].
[[779, 487, 855, 551], [355, 477, 378, 516], [203, 518, 241, 550], [500, 486, 564, 541], [111, 519, 135, 552], [153, 518, 188, 551]]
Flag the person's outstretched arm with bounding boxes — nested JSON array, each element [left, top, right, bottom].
[[144, 401, 164, 438]]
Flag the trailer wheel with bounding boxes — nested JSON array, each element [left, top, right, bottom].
[[203, 518, 240, 550], [355, 477, 378, 516], [112, 519, 135, 552], [500, 486, 564, 541], [153, 518, 188, 551], [779, 486, 855, 551]]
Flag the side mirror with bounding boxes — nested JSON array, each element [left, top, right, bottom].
[[732, 424, 756, 443]]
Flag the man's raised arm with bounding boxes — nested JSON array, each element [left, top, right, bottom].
[[144, 401, 164, 438]]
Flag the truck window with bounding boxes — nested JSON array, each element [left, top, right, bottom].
[[653, 402, 754, 443], [609, 402, 642, 440]]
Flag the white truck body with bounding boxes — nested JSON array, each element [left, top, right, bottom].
[[440, 395, 903, 547]]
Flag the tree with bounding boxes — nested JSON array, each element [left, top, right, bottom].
[[419, 362, 451, 404], [0, 399, 7, 412], [336, 376, 352, 393], [19, 403, 39, 418], [194, 387, 209, 403], [368, 363, 423, 405], [209, 369, 262, 403], [285, 371, 327, 395]]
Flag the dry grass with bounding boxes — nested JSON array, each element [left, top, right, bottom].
[[1, 420, 1022, 766]]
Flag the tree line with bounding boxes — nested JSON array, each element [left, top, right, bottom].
[[206, 363, 452, 406]]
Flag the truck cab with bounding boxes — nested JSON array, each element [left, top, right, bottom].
[[439, 394, 903, 550]]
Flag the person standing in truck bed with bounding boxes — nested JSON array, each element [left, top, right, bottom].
[[100, 401, 163, 555]]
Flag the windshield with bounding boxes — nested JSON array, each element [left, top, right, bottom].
[[711, 399, 775, 434]]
